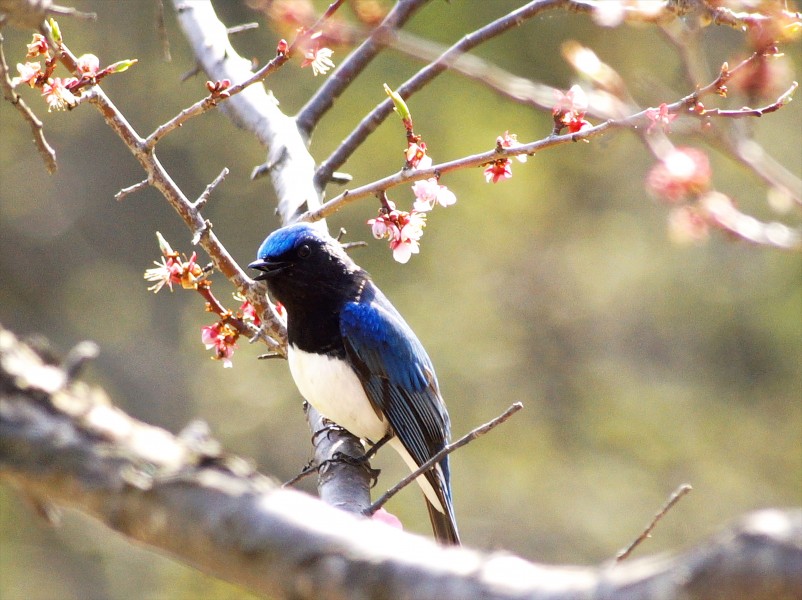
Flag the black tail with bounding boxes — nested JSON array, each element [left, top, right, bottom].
[[426, 498, 460, 545]]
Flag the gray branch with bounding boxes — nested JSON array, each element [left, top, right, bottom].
[[2, 324, 801, 599], [173, 0, 319, 223]]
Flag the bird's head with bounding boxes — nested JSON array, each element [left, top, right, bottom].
[[249, 223, 362, 308]]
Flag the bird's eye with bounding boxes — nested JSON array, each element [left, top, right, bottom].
[[297, 243, 312, 259]]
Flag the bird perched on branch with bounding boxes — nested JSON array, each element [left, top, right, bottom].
[[249, 222, 459, 545]]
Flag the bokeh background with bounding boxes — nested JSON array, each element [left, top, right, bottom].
[[1, 1, 800, 598]]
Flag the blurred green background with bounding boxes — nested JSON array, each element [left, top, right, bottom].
[[1, 1, 800, 598]]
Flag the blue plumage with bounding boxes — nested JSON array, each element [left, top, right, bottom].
[[250, 223, 459, 544]]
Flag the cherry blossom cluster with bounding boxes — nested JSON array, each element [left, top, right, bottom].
[[266, 0, 388, 78], [144, 233, 259, 367], [645, 146, 724, 244], [483, 83, 592, 186], [368, 173, 457, 264], [367, 86, 458, 263], [552, 84, 593, 134], [10, 23, 136, 112], [484, 131, 527, 184]]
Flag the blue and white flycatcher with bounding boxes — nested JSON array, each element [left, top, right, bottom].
[[250, 223, 459, 544]]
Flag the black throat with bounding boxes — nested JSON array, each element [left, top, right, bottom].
[[270, 266, 368, 358]]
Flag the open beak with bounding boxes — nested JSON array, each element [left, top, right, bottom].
[[248, 258, 288, 281]]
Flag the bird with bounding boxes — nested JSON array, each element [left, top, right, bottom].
[[249, 222, 460, 545]]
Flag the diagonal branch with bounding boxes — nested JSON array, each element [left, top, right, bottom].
[[295, 0, 431, 138], [172, 0, 320, 223], [313, 0, 593, 189]]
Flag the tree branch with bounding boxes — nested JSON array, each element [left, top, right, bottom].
[[172, 0, 320, 223], [295, 0, 431, 137], [313, 0, 578, 189], [2, 324, 801, 600]]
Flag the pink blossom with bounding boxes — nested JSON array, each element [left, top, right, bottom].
[[646, 147, 711, 203], [144, 239, 203, 293], [25, 34, 48, 58], [565, 115, 593, 133], [405, 142, 431, 169], [201, 322, 239, 368], [411, 178, 456, 212], [41, 77, 78, 111], [367, 201, 427, 264], [76, 54, 100, 78], [484, 159, 513, 183], [553, 85, 593, 134], [553, 84, 588, 115], [234, 293, 262, 327], [11, 62, 43, 88], [667, 205, 710, 245], [371, 508, 403, 530], [645, 103, 677, 134], [497, 130, 527, 162]]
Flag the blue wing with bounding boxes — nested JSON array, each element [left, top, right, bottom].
[[340, 283, 450, 457], [340, 283, 458, 542]]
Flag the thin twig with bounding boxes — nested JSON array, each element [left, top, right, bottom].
[[115, 178, 149, 201], [367, 402, 523, 515], [154, 0, 172, 62], [0, 34, 57, 173], [194, 167, 229, 209], [313, 0, 584, 188], [695, 82, 799, 119], [295, 0, 429, 136], [283, 462, 318, 488], [227, 22, 259, 36], [616, 484, 693, 562]]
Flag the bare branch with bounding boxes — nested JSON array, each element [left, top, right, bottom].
[[194, 166, 228, 210], [314, 0, 579, 189], [115, 178, 149, 201], [369, 403, 523, 515], [295, 0, 430, 137], [616, 484, 693, 562], [2, 325, 802, 600]]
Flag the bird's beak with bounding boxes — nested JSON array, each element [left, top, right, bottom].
[[248, 258, 288, 281]]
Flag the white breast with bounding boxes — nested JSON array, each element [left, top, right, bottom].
[[287, 345, 445, 513], [288, 345, 388, 443]]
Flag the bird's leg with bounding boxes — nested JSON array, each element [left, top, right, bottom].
[[311, 420, 347, 443], [309, 422, 385, 486], [360, 433, 392, 462], [332, 432, 391, 465]]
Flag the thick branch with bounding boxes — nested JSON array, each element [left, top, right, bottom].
[[2, 325, 802, 600], [172, 0, 320, 223]]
